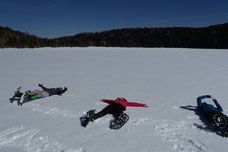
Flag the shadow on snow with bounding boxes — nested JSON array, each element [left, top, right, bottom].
[[180, 105, 222, 136]]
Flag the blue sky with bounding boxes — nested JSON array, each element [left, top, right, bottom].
[[0, 0, 228, 38]]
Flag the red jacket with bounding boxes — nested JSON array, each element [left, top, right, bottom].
[[101, 98, 148, 110]]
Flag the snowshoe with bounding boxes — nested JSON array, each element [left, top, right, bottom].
[[111, 113, 129, 130], [9, 87, 23, 103], [9, 97, 15, 103], [81, 110, 96, 127], [213, 113, 228, 137]]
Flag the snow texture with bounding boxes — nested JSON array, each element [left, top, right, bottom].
[[1, 47, 228, 152]]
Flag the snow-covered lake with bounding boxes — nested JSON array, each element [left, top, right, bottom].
[[0, 47, 228, 152]]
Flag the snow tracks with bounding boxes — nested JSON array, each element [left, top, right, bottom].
[[154, 120, 207, 152], [23, 103, 82, 119], [0, 126, 82, 152]]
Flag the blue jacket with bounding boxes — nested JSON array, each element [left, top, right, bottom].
[[197, 95, 223, 114]]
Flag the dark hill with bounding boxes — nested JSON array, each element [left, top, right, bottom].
[[1, 23, 228, 48]]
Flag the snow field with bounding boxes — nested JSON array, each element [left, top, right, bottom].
[[1, 47, 228, 152]]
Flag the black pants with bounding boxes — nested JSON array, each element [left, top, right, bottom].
[[204, 111, 226, 122], [15, 91, 23, 97], [93, 103, 125, 120]]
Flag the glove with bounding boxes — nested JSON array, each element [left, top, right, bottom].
[[144, 104, 148, 107], [38, 84, 43, 87], [206, 95, 212, 98], [212, 98, 217, 103], [64, 87, 67, 91]]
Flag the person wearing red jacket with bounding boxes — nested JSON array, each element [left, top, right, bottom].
[[89, 97, 148, 122]]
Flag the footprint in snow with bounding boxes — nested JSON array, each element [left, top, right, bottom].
[[154, 120, 207, 152], [0, 126, 82, 152]]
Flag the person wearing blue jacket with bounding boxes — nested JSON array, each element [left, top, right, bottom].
[[197, 95, 223, 114], [197, 95, 228, 137]]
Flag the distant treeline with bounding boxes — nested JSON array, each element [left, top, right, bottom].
[[0, 23, 228, 48]]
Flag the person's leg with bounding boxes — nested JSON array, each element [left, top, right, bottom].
[[25, 90, 39, 100], [93, 103, 125, 120], [110, 104, 128, 129], [204, 111, 216, 122], [31, 94, 39, 100], [111, 103, 125, 120], [15, 91, 23, 98], [81, 106, 112, 127], [93, 104, 116, 120]]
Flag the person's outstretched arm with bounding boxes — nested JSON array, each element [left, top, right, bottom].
[[212, 98, 223, 112], [100, 99, 114, 104], [38, 84, 47, 90], [127, 102, 148, 107], [197, 95, 211, 107]]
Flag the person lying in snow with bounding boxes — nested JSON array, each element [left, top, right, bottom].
[[16, 84, 67, 106], [81, 97, 148, 129], [197, 95, 228, 137]]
